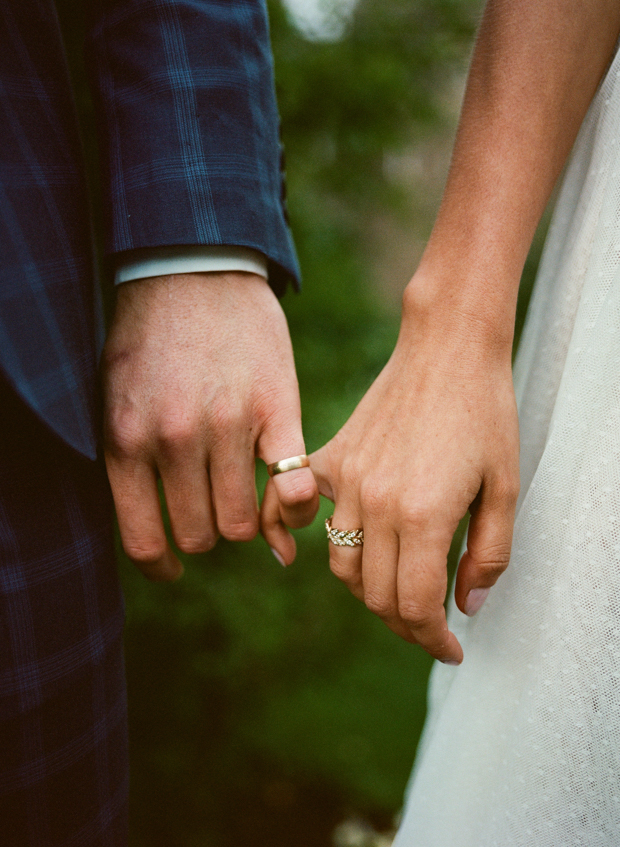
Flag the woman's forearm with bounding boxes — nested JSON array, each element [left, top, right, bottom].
[[407, 0, 620, 352], [266, 0, 620, 661]]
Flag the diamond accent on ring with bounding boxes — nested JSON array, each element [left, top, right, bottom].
[[325, 516, 364, 546]]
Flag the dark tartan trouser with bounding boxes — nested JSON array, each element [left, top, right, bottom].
[[0, 379, 128, 846]]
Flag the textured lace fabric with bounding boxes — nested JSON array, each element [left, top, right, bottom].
[[393, 49, 620, 847]]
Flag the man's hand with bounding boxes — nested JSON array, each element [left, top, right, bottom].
[[262, 288, 520, 664], [103, 271, 319, 581]]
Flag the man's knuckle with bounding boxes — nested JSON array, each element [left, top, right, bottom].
[[157, 413, 197, 453], [106, 412, 144, 458], [278, 476, 316, 509], [124, 539, 165, 564], [219, 518, 258, 542], [211, 402, 244, 436], [176, 533, 216, 555]]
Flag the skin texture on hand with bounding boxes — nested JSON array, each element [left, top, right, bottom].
[[103, 271, 319, 581], [262, 0, 620, 664], [262, 302, 520, 664]]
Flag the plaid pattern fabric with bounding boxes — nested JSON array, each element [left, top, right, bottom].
[[88, 0, 299, 296], [0, 0, 299, 458], [0, 379, 128, 847], [0, 0, 100, 458]]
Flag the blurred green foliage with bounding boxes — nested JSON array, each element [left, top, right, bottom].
[[58, 0, 545, 844]]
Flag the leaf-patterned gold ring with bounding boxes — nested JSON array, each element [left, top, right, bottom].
[[325, 516, 364, 547]]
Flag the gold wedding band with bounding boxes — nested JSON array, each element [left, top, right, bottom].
[[267, 454, 310, 477], [325, 516, 364, 547]]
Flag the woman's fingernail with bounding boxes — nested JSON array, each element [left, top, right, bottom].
[[270, 547, 287, 567], [442, 659, 461, 667], [465, 587, 490, 616]]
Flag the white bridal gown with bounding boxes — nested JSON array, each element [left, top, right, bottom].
[[394, 49, 620, 847]]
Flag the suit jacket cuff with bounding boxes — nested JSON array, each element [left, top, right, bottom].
[[115, 245, 268, 284]]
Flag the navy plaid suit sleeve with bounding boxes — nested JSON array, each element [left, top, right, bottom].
[[88, 0, 300, 295], [0, 0, 101, 458], [0, 0, 298, 457]]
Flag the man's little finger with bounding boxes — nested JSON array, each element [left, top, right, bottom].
[[272, 466, 319, 529]]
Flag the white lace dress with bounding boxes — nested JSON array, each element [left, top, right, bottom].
[[393, 48, 620, 847]]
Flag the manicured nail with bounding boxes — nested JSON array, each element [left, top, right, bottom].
[[465, 587, 490, 616], [442, 659, 461, 667], [270, 547, 287, 567]]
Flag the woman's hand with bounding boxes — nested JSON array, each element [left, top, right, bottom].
[[261, 0, 620, 665], [261, 282, 519, 664]]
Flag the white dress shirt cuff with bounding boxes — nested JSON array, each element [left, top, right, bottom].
[[115, 245, 268, 284]]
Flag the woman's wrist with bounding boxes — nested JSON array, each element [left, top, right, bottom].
[[401, 262, 519, 364]]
